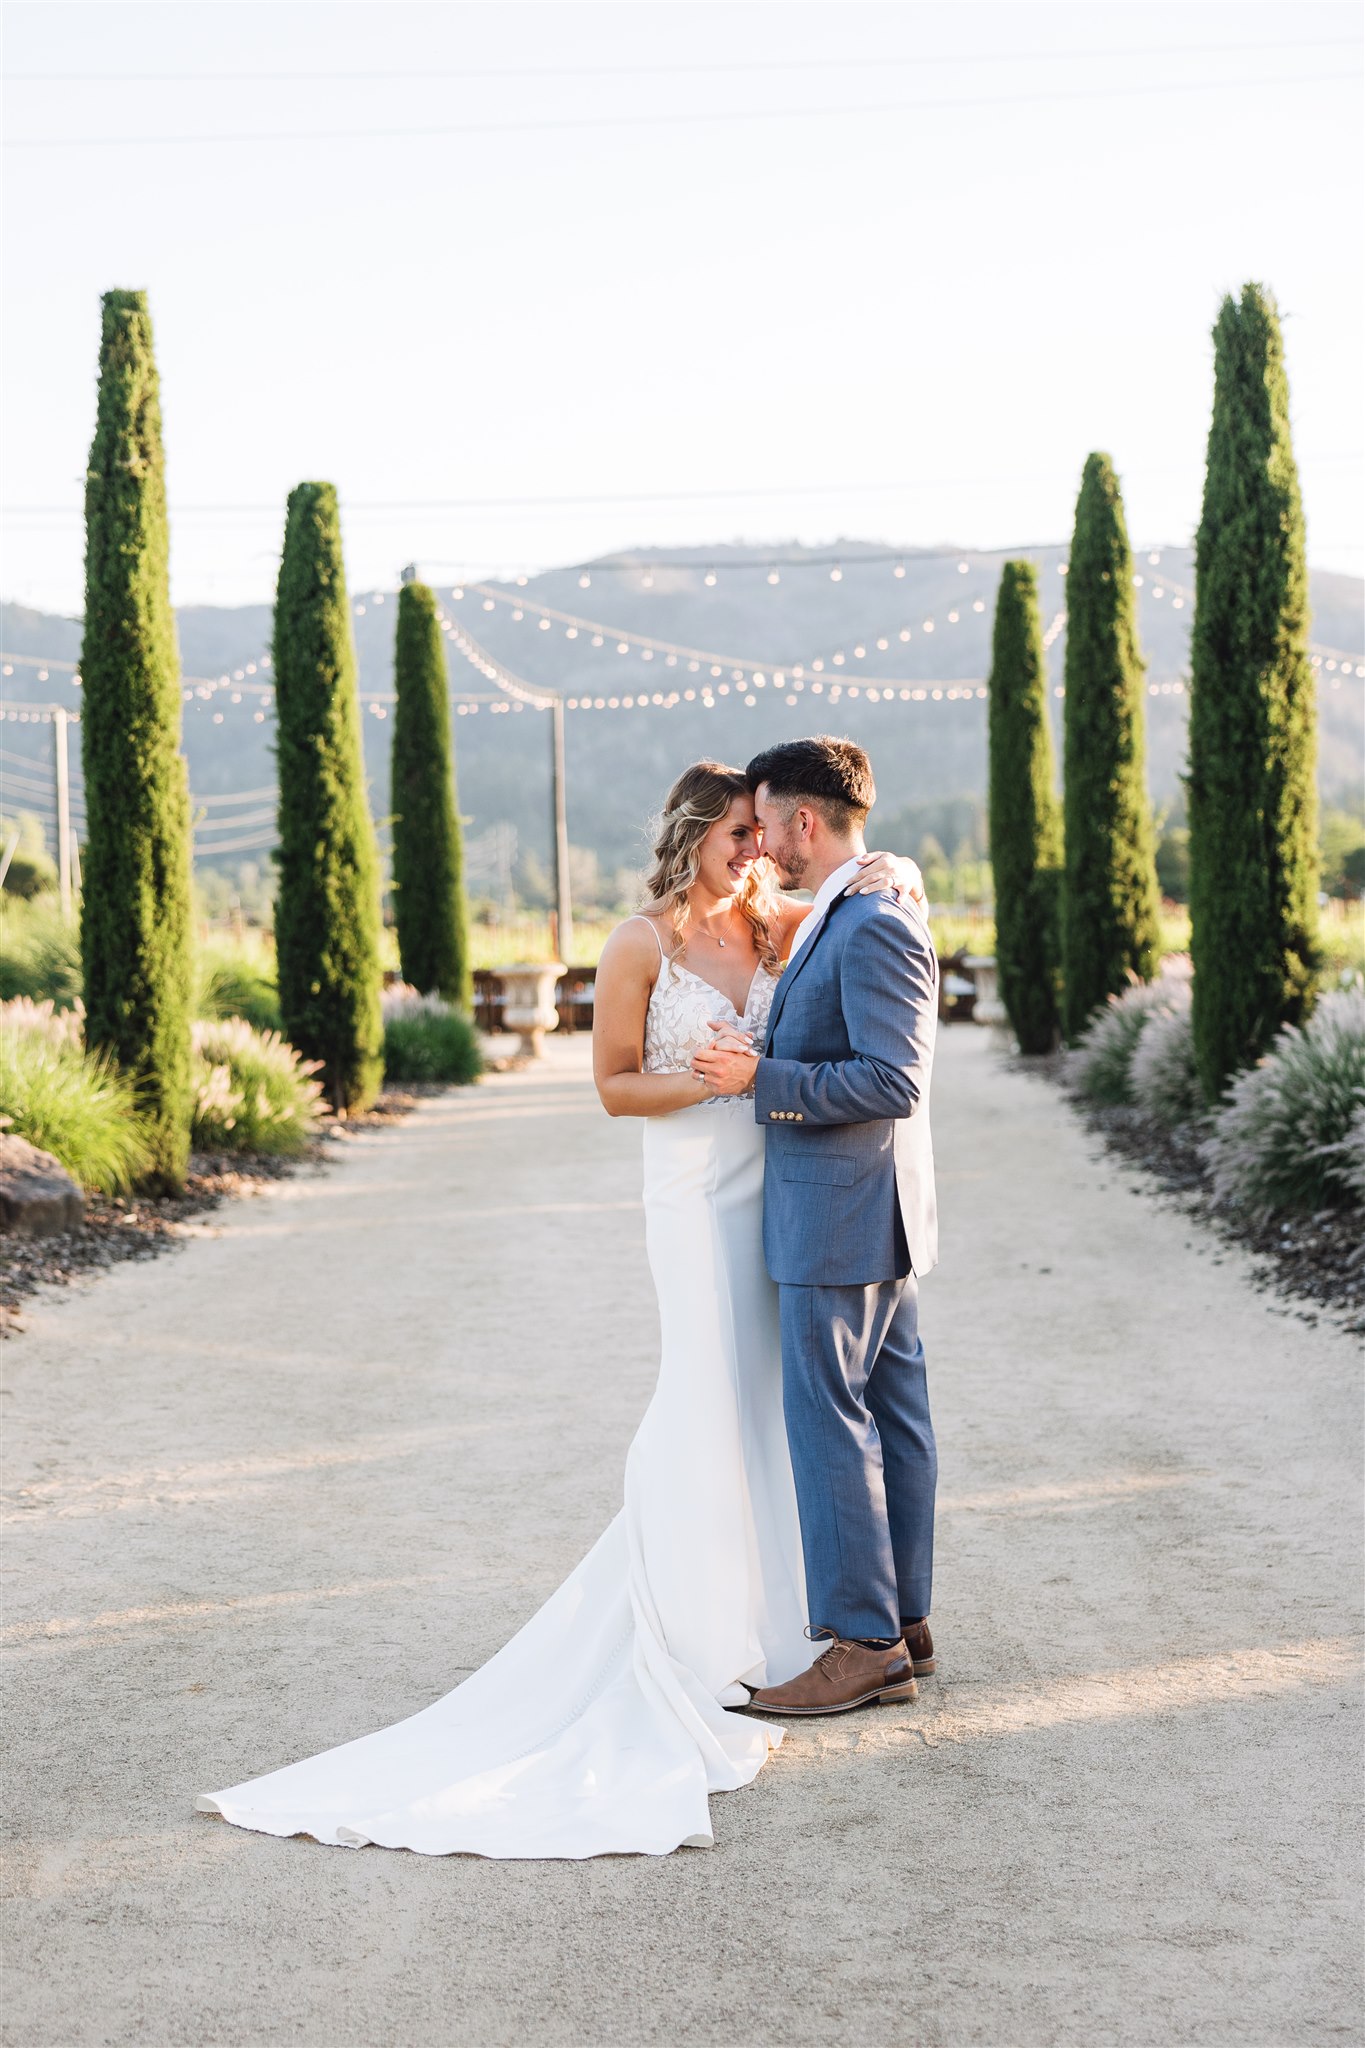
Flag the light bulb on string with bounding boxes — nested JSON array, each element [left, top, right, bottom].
[[592, 635, 604, 648], [893, 563, 906, 579], [704, 569, 717, 587], [767, 570, 780, 586], [958, 561, 969, 574], [579, 573, 591, 589], [830, 565, 843, 582]]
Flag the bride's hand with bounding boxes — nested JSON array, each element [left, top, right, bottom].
[[846, 850, 925, 909], [705, 1022, 756, 1055], [693, 1022, 760, 1096]]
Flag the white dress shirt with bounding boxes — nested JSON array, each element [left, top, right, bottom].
[[783, 855, 867, 966]]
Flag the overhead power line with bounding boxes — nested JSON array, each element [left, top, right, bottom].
[[7, 38, 1357, 83], [5, 68, 1356, 147], [7, 455, 1358, 521]]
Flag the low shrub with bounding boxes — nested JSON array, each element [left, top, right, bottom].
[[1316, 1104, 1365, 1206], [381, 986, 483, 1085], [191, 1018, 324, 1156], [0, 998, 151, 1192], [1202, 990, 1365, 1216], [0, 899, 82, 1008], [194, 936, 282, 1033], [1129, 986, 1203, 1127], [1066, 979, 1176, 1105]]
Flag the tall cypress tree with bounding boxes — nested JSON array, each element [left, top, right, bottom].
[[1061, 452, 1161, 1039], [1188, 284, 1318, 1100], [391, 580, 472, 1008], [987, 561, 1063, 1053], [79, 290, 193, 1190], [272, 484, 383, 1112]]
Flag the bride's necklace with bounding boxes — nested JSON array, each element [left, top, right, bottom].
[[692, 911, 741, 950]]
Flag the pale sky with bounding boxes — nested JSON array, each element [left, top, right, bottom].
[[3, 0, 1361, 612]]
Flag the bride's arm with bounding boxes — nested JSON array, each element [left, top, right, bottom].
[[592, 920, 718, 1117], [773, 851, 926, 954]]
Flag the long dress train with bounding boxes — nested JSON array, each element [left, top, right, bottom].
[[196, 959, 812, 1858]]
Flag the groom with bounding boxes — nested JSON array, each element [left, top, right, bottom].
[[696, 736, 939, 1715]]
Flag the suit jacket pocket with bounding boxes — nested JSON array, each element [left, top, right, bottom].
[[776, 1151, 857, 1187]]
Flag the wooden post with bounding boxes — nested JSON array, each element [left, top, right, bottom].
[[53, 707, 72, 918], [550, 694, 573, 962]]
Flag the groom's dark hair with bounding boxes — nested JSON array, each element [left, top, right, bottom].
[[745, 736, 875, 833]]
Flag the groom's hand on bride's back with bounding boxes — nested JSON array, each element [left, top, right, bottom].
[[693, 1023, 759, 1096]]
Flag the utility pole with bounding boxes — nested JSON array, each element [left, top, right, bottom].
[[53, 706, 72, 918], [550, 694, 573, 961]]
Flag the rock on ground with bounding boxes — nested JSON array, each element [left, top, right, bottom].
[[0, 1135, 83, 1237]]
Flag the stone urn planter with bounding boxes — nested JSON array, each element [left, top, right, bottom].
[[962, 955, 1007, 1027], [499, 962, 566, 1060]]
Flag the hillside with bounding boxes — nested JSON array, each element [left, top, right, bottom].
[[3, 543, 1361, 882]]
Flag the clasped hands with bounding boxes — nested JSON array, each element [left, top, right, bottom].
[[693, 1024, 759, 1096]]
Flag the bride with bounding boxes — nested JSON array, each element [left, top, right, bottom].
[[196, 760, 921, 1859]]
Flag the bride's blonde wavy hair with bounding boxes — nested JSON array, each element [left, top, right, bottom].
[[642, 761, 781, 971]]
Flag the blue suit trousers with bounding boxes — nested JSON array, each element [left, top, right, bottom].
[[778, 1274, 937, 1642]]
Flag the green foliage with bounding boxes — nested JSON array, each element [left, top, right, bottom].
[[1154, 825, 1190, 904], [1320, 808, 1365, 901], [986, 561, 1063, 1053], [391, 581, 472, 1007], [0, 897, 83, 1007], [193, 935, 281, 1032], [1202, 991, 1364, 1215], [381, 987, 483, 1084], [191, 1017, 323, 1155], [0, 999, 152, 1193], [1188, 284, 1319, 1101], [271, 483, 384, 1112], [79, 289, 194, 1190], [1061, 455, 1162, 1039], [1, 814, 58, 900]]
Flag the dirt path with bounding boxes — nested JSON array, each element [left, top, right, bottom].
[[3, 1029, 1360, 2047]]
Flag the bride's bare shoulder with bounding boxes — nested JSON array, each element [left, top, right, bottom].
[[598, 910, 668, 976], [772, 894, 813, 951]]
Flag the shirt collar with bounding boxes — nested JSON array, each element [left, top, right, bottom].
[[787, 856, 866, 961]]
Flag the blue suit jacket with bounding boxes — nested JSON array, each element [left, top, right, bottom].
[[754, 890, 939, 1287]]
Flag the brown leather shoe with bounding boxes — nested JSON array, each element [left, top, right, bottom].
[[748, 1636, 918, 1717], [902, 1619, 936, 1675]]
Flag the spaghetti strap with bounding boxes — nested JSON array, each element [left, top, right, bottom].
[[622, 914, 667, 961]]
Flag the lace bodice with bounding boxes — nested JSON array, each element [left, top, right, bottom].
[[640, 938, 779, 1103]]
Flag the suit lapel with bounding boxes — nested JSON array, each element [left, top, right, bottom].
[[765, 892, 847, 1044]]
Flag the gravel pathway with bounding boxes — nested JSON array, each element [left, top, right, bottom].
[[3, 1028, 1360, 2047]]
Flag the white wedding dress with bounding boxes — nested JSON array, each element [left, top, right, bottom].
[[196, 945, 814, 1859]]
